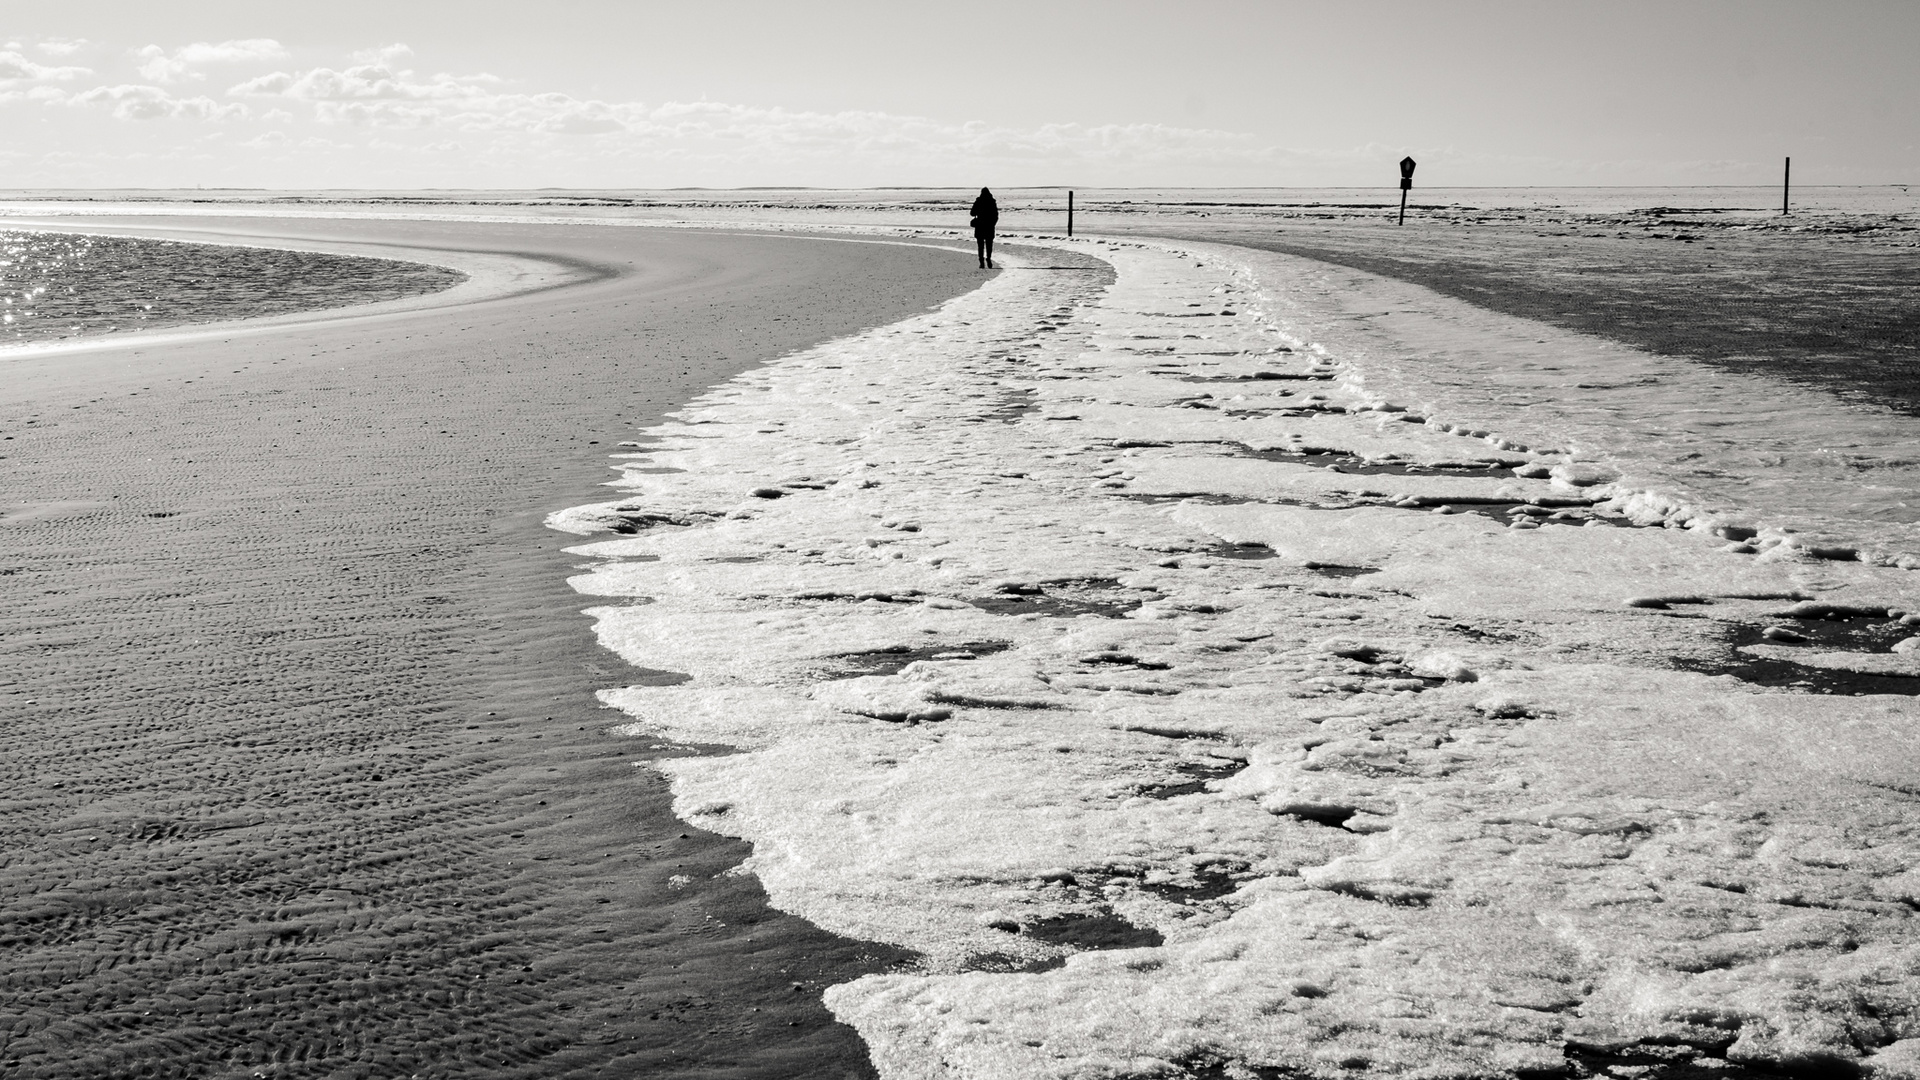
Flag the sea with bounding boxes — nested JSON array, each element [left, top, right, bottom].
[[0, 229, 463, 348]]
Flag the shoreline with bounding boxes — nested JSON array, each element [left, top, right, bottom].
[[0, 217, 599, 358], [0, 214, 1015, 360], [9, 199, 1919, 1077], [0, 215, 986, 1078], [1169, 237, 1920, 561], [559, 231, 1920, 1078], [1138, 218, 1920, 420]]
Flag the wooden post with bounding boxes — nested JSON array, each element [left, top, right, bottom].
[[1783, 157, 1791, 215], [1068, 190, 1074, 237], [1398, 187, 1409, 226]]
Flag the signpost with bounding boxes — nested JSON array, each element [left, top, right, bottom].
[[1068, 190, 1074, 237], [1398, 156, 1416, 225], [1783, 157, 1791, 216]]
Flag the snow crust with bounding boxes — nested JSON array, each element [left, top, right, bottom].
[[1230, 243, 1920, 561], [556, 234, 1920, 1079]]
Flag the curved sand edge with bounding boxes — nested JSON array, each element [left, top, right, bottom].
[[0, 219, 989, 1077], [0, 210, 1001, 361], [0, 215, 595, 358], [561, 231, 1920, 1079]]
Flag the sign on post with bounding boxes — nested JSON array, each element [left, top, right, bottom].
[[1398, 156, 1416, 225]]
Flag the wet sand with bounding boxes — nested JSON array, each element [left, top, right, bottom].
[[20, 189, 1913, 414], [0, 217, 980, 1078]]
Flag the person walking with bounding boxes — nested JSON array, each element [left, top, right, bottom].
[[969, 187, 999, 269]]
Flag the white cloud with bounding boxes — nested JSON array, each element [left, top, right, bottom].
[[0, 49, 91, 84], [36, 39, 87, 57], [230, 61, 498, 105], [69, 84, 249, 122], [540, 112, 625, 135], [10, 39, 1407, 185], [136, 39, 287, 83], [223, 58, 1273, 173], [134, 46, 181, 83], [351, 43, 413, 67], [180, 39, 288, 65]]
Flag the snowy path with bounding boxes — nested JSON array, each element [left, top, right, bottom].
[[553, 235, 1920, 1079]]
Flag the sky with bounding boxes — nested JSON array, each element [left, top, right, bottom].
[[2, 0, 1915, 190]]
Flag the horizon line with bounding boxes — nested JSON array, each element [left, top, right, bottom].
[[0, 183, 1910, 195]]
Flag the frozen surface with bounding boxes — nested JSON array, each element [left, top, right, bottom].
[[557, 231, 1920, 1079], [1224, 241, 1920, 557]]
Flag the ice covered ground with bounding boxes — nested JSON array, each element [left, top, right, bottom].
[[1235, 248, 1920, 556], [552, 233, 1920, 1079]]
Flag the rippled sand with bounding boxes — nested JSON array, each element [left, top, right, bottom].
[[0, 216, 982, 1079], [8, 191, 1919, 1079]]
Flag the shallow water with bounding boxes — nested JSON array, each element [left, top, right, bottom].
[[0, 230, 464, 348]]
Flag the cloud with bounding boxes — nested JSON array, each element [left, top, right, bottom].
[[225, 57, 1273, 171], [0, 49, 91, 84], [36, 39, 87, 57], [13, 39, 1421, 184], [133, 46, 180, 83], [69, 84, 248, 122], [539, 112, 625, 135], [230, 61, 498, 104], [229, 61, 599, 132], [351, 43, 413, 67], [136, 39, 287, 83]]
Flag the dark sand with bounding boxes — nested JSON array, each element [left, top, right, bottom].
[[0, 218, 981, 1079], [1120, 211, 1920, 413]]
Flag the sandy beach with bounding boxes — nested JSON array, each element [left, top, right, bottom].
[[0, 216, 981, 1078], [4, 2, 1912, 1074], [5, 198, 1920, 1080], [548, 222, 1920, 1079]]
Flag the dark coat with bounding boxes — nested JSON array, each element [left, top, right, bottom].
[[970, 192, 999, 238]]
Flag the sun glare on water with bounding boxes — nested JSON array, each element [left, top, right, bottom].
[[0, 231, 464, 347]]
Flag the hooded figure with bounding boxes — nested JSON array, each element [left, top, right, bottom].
[[969, 187, 999, 269]]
